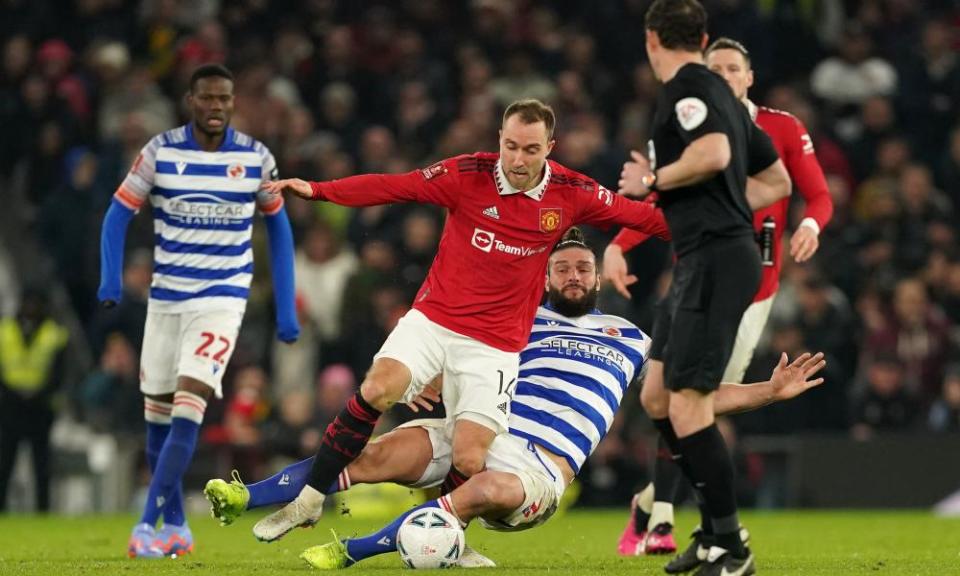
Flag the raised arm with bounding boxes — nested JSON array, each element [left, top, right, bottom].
[[261, 159, 461, 210], [714, 352, 826, 415]]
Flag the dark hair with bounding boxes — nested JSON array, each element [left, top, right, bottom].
[[705, 37, 751, 66], [503, 99, 556, 139], [189, 63, 234, 92], [645, 0, 708, 52], [551, 227, 591, 254]]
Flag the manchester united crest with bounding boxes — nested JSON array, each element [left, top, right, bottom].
[[540, 208, 562, 233]]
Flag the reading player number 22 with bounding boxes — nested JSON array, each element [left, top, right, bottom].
[[195, 331, 231, 364]]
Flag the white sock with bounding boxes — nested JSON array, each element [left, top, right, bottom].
[[648, 501, 674, 531], [636, 482, 655, 514]]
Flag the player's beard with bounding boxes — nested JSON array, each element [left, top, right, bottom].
[[547, 283, 599, 318]]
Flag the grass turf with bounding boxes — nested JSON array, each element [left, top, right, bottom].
[[0, 509, 957, 575]]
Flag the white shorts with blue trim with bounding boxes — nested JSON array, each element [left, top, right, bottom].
[[398, 418, 566, 531]]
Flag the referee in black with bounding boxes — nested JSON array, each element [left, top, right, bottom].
[[618, 1, 791, 575]]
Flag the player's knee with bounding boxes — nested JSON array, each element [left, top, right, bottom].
[[469, 473, 521, 511], [359, 362, 410, 411], [451, 450, 486, 478], [641, 382, 669, 419], [352, 440, 386, 475], [359, 377, 395, 411]]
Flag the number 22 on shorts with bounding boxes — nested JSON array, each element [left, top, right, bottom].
[[194, 331, 232, 365]]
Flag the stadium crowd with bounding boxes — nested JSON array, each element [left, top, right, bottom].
[[1, 0, 959, 509]]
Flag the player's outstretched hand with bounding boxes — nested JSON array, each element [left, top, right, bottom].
[[602, 244, 637, 299], [261, 178, 313, 200], [790, 225, 819, 263], [618, 151, 653, 199], [770, 351, 826, 402]]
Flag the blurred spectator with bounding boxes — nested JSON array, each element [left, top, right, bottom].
[[89, 248, 150, 358], [271, 293, 318, 401], [928, 365, 960, 432], [844, 97, 900, 181], [76, 332, 141, 433], [295, 219, 359, 362], [864, 277, 951, 403], [224, 366, 270, 448], [811, 25, 897, 110], [0, 289, 68, 512], [262, 389, 316, 461], [896, 19, 960, 162], [490, 51, 557, 108], [39, 147, 107, 325], [36, 39, 90, 125], [937, 127, 960, 221], [98, 63, 175, 142], [851, 354, 919, 440], [396, 210, 441, 302], [894, 164, 953, 273]]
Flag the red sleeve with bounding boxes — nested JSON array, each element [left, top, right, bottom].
[[309, 158, 460, 209], [578, 185, 671, 241], [610, 194, 662, 252], [785, 118, 834, 229], [611, 228, 650, 252]]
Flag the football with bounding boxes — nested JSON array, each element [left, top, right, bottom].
[[396, 508, 464, 569]]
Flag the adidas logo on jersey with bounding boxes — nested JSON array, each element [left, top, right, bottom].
[[497, 402, 508, 414], [482, 206, 500, 220]]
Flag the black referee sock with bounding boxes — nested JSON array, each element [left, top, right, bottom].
[[677, 423, 745, 558], [306, 391, 382, 493], [652, 418, 713, 538], [653, 435, 683, 510]]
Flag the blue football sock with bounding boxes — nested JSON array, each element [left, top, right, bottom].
[[140, 416, 200, 526], [246, 456, 349, 509], [145, 421, 186, 526], [248, 457, 315, 508], [344, 500, 444, 565]]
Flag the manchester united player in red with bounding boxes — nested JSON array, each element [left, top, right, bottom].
[[609, 38, 833, 563], [245, 99, 670, 542]]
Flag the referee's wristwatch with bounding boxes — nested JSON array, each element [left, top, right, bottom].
[[641, 171, 658, 192]]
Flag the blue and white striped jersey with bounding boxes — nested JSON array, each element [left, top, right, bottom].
[[508, 305, 650, 474], [115, 124, 283, 314]]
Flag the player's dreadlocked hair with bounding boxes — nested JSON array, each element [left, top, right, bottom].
[[551, 227, 591, 254]]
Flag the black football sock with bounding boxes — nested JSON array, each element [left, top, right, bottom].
[[306, 391, 381, 493], [677, 423, 745, 558], [440, 465, 469, 496], [653, 435, 683, 510]]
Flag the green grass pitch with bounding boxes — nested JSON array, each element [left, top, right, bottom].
[[1, 509, 958, 575]]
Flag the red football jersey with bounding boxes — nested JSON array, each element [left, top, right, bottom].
[[612, 103, 833, 302], [310, 152, 671, 352]]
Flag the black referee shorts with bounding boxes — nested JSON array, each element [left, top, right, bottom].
[[661, 235, 761, 394], [648, 293, 673, 362]]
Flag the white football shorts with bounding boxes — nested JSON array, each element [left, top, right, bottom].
[[399, 418, 566, 531], [721, 295, 775, 383], [140, 308, 244, 399], [375, 308, 519, 434]]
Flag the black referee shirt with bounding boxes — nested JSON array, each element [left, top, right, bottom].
[[649, 63, 779, 256]]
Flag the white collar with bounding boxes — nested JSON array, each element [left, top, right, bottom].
[[745, 98, 758, 121], [494, 158, 551, 201]]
